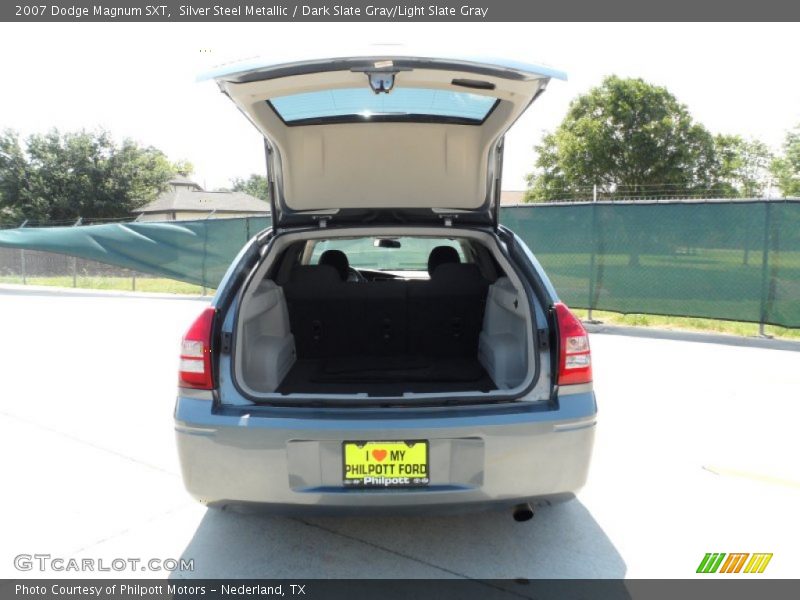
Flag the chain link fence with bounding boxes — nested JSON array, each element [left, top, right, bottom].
[[0, 247, 206, 293], [504, 199, 800, 329], [0, 216, 270, 291], [0, 200, 798, 328]]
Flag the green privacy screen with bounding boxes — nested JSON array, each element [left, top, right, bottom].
[[0, 217, 268, 289], [0, 200, 798, 327], [503, 200, 800, 328]]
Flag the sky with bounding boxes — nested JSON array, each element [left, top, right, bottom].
[[0, 22, 798, 191]]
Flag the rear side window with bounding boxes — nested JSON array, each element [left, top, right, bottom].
[[269, 87, 498, 125], [309, 237, 464, 272]]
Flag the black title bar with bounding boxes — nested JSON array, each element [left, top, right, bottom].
[[3, 0, 800, 22]]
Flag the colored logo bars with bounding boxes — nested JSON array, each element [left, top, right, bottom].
[[697, 553, 773, 574]]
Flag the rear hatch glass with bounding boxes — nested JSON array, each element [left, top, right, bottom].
[[270, 87, 498, 124]]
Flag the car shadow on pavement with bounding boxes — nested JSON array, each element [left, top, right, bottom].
[[171, 498, 625, 579]]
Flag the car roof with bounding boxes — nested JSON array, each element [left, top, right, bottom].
[[198, 51, 567, 83]]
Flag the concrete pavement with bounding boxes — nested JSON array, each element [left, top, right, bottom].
[[1, 288, 798, 578]]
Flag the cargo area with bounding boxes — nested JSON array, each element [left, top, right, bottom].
[[233, 235, 535, 400]]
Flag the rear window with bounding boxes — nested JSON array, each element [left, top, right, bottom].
[[269, 88, 498, 125], [309, 237, 464, 272]]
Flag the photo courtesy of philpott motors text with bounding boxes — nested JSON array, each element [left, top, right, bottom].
[[14, 583, 222, 597]]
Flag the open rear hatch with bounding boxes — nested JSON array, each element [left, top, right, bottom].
[[207, 55, 565, 229]]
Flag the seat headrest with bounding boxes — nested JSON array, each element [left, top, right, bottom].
[[427, 246, 460, 276], [429, 263, 487, 289], [319, 249, 350, 281], [288, 264, 343, 288]]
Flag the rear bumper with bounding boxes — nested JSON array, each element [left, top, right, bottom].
[[174, 391, 596, 513]]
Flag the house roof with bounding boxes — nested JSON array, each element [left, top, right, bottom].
[[500, 190, 526, 205], [168, 175, 202, 190], [134, 184, 270, 215]]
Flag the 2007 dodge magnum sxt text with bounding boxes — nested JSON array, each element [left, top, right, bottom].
[[174, 54, 596, 519]]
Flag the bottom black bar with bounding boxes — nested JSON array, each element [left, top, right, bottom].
[[3, 580, 800, 600]]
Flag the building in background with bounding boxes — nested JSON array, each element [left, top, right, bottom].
[[133, 176, 270, 222], [500, 190, 526, 205]]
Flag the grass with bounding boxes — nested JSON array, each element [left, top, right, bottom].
[[1, 274, 797, 340], [572, 308, 800, 341], [0, 275, 209, 295], [532, 247, 800, 330]]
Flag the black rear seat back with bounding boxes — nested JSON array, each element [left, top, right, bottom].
[[283, 260, 489, 360], [363, 281, 408, 356], [282, 265, 362, 358], [408, 263, 490, 357], [284, 270, 408, 358]]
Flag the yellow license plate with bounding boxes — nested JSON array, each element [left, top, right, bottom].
[[342, 441, 429, 488]]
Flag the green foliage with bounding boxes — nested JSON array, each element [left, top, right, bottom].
[[229, 174, 269, 201], [525, 76, 728, 202], [713, 135, 773, 197], [771, 124, 800, 197], [0, 274, 207, 295], [172, 159, 194, 177], [0, 131, 29, 225], [0, 129, 178, 227]]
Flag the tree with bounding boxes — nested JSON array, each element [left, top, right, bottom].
[[172, 159, 194, 178], [0, 130, 33, 225], [230, 174, 269, 201], [771, 124, 800, 197], [713, 135, 773, 198], [0, 129, 179, 227], [525, 76, 721, 202]]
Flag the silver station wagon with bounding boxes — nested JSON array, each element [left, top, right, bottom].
[[174, 55, 596, 520]]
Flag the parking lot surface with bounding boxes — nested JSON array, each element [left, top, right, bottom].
[[1, 286, 799, 579]]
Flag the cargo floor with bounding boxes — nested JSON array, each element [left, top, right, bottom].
[[276, 356, 497, 396]]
